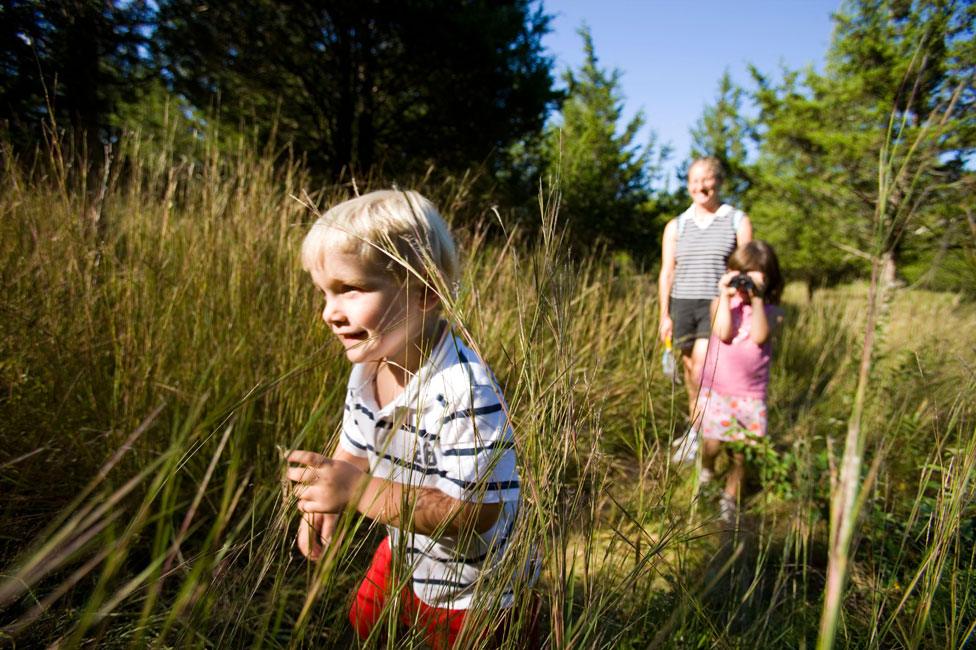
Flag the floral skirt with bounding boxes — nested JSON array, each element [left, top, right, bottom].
[[696, 387, 767, 442]]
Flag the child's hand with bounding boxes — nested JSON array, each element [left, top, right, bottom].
[[287, 450, 366, 514], [296, 512, 338, 561], [745, 272, 766, 301], [718, 271, 739, 297]]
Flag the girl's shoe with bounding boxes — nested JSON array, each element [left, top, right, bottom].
[[670, 428, 699, 463], [719, 493, 738, 525]]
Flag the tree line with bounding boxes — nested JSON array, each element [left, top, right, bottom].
[[1, 0, 973, 290]]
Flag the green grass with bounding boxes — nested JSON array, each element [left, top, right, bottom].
[[1, 132, 974, 648]]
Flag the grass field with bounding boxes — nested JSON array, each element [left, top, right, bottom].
[[1, 133, 974, 648]]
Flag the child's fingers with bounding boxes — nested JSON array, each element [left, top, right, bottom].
[[320, 514, 338, 543], [295, 498, 320, 512], [287, 449, 327, 466], [293, 482, 344, 511], [285, 465, 321, 484], [292, 482, 331, 502], [293, 488, 320, 510], [297, 514, 324, 561], [290, 478, 342, 508], [295, 495, 342, 513]]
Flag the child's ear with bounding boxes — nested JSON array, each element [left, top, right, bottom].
[[418, 285, 442, 312], [407, 280, 442, 312]]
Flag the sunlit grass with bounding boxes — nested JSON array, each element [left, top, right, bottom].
[[1, 130, 974, 648]]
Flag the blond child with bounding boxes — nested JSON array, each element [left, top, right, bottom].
[[696, 240, 784, 523], [286, 190, 524, 648]]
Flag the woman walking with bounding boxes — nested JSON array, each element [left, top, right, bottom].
[[658, 157, 752, 461]]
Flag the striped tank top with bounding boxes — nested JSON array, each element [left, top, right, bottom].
[[671, 203, 743, 300]]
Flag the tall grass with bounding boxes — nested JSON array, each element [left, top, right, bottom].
[[1, 128, 974, 648], [815, 42, 974, 650]]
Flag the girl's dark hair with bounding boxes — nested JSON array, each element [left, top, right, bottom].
[[728, 240, 784, 304]]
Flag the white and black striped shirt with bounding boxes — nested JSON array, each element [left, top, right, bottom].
[[671, 204, 743, 300], [339, 330, 520, 609]]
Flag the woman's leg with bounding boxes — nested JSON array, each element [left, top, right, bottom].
[[683, 337, 709, 425]]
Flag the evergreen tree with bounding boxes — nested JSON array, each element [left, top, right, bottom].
[[748, 0, 975, 290], [0, 0, 152, 155], [541, 26, 665, 257], [154, 0, 556, 178], [689, 70, 754, 206]]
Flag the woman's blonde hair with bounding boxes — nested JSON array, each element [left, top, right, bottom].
[[689, 156, 725, 185], [301, 190, 459, 292]]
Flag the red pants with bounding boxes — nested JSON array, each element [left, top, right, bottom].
[[350, 537, 539, 649], [349, 537, 467, 649]]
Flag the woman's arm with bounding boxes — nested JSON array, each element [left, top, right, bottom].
[[658, 219, 678, 342], [736, 214, 753, 246]]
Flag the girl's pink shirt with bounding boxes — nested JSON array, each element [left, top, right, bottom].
[[700, 294, 776, 400]]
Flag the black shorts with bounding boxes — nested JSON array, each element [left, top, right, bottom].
[[671, 297, 712, 352]]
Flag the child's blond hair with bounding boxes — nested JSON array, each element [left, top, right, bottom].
[[301, 190, 459, 293]]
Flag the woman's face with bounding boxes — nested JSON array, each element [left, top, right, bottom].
[[687, 162, 722, 209]]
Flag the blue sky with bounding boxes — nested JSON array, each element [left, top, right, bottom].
[[541, 0, 841, 186]]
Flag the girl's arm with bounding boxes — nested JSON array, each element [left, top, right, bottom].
[[749, 295, 771, 344], [658, 219, 678, 343], [712, 272, 737, 343], [746, 274, 783, 345]]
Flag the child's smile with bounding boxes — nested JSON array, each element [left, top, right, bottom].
[[309, 251, 436, 372]]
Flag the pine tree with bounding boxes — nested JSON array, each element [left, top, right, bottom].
[[0, 0, 152, 156], [748, 0, 974, 290], [153, 0, 557, 178], [541, 26, 665, 257], [689, 70, 753, 205]]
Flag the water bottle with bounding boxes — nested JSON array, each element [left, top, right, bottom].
[[661, 336, 680, 383]]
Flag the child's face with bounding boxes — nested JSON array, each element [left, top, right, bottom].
[[729, 269, 766, 297], [309, 251, 433, 368], [743, 270, 765, 289]]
